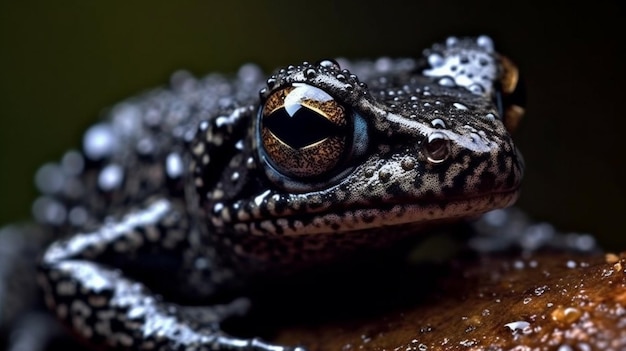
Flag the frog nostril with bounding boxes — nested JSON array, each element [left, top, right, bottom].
[[424, 132, 450, 164]]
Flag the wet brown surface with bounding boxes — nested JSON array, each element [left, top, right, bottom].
[[271, 251, 626, 350]]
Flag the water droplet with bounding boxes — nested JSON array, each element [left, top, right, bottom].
[[534, 285, 548, 296], [504, 321, 531, 334], [523, 297, 532, 304], [469, 84, 485, 94], [375, 57, 393, 72], [61, 151, 84, 176], [317, 59, 340, 70], [235, 140, 245, 150], [521, 223, 556, 250], [305, 68, 317, 78], [170, 70, 196, 91], [68, 206, 88, 226], [483, 209, 508, 226], [446, 36, 458, 47], [166, 152, 184, 179], [237, 63, 264, 84], [431, 118, 446, 129], [453, 102, 468, 110], [438, 77, 456, 87], [32, 196, 66, 225], [194, 257, 209, 270], [551, 306, 582, 324], [485, 113, 496, 120], [567, 233, 597, 252], [428, 53, 444, 68], [112, 104, 141, 136], [213, 202, 224, 214], [35, 163, 65, 195], [83, 123, 117, 160], [477, 35, 494, 52], [98, 164, 124, 191], [136, 137, 155, 155]]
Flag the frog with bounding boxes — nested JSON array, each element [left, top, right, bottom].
[[1, 35, 524, 350]]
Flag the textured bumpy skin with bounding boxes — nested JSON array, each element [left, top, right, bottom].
[[9, 36, 523, 350]]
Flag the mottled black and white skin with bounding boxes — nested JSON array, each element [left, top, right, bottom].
[[2, 36, 526, 350]]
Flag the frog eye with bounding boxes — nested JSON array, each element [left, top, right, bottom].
[[424, 132, 450, 164], [259, 83, 350, 179]]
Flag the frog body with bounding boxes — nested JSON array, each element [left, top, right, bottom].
[[10, 36, 523, 350]]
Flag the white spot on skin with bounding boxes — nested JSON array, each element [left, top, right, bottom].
[[71, 299, 93, 317], [88, 296, 108, 307], [192, 142, 205, 156], [261, 221, 276, 233], [56, 281, 77, 296], [220, 207, 231, 222]]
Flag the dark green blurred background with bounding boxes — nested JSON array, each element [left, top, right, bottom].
[[1, 1, 624, 248]]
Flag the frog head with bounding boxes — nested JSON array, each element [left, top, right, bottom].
[[189, 37, 524, 268]]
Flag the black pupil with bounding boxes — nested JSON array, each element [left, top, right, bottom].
[[264, 104, 340, 149]]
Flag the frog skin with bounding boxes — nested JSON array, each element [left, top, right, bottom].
[[12, 36, 523, 350]]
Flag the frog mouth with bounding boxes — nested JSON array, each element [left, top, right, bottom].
[[235, 189, 520, 237]]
